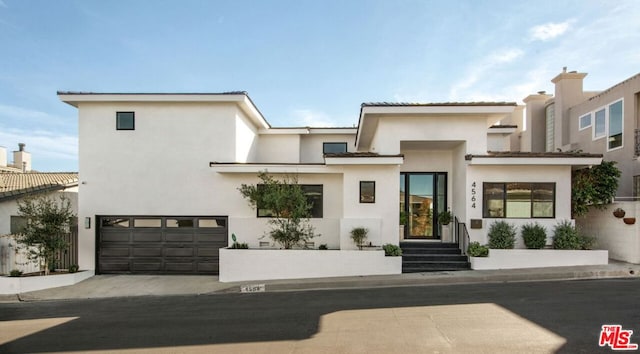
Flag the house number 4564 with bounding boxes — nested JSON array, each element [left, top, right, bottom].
[[471, 182, 477, 208]]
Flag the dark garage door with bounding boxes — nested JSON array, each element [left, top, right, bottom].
[[97, 216, 227, 275]]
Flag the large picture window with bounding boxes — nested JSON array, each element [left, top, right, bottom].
[[483, 182, 555, 218], [608, 100, 623, 150], [257, 184, 323, 218]]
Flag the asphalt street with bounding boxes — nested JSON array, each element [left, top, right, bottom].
[[1, 278, 639, 353]]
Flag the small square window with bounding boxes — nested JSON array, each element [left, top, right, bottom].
[[116, 112, 135, 130], [323, 142, 347, 154], [360, 181, 375, 203]]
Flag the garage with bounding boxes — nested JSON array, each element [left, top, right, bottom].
[[97, 216, 227, 275]]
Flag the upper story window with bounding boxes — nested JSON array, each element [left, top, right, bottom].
[[545, 104, 554, 152], [579, 113, 591, 130], [323, 142, 347, 154], [483, 182, 555, 219], [608, 100, 623, 150], [593, 108, 606, 139], [257, 184, 323, 218], [116, 112, 135, 130]]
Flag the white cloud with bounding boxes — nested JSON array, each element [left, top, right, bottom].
[[289, 109, 340, 127], [529, 20, 574, 41], [449, 48, 523, 101]]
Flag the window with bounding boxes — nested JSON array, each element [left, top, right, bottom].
[[594, 108, 606, 139], [360, 181, 375, 203], [257, 185, 323, 218], [579, 113, 591, 130], [483, 183, 555, 218], [10, 216, 26, 234], [323, 142, 347, 154], [608, 100, 623, 150], [545, 104, 555, 152], [116, 112, 135, 130], [101, 217, 130, 228], [166, 218, 194, 228], [133, 218, 162, 227]]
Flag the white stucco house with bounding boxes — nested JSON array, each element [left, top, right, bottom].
[[58, 91, 603, 281]]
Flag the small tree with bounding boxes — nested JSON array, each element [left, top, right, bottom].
[[238, 172, 316, 249], [572, 161, 621, 217], [350, 227, 368, 250], [14, 195, 75, 275]]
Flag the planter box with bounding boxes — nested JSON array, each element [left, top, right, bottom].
[[0, 270, 94, 295], [470, 249, 609, 270], [220, 248, 402, 282]]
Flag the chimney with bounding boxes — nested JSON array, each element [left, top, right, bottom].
[[523, 92, 553, 152], [13, 143, 32, 172], [551, 67, 587, 149], [0, 146, 6, 167]]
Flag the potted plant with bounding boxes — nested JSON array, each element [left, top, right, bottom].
[[350, 227, 368, 250], [438, 210, 453, 242], [613, 208, 626, 218]]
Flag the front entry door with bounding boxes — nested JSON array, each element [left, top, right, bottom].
[[400, 172, 447, 239]]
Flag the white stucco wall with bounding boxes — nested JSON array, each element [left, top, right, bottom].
[[576, 202, 639, 264], [370, 117, 489, 155], [465, 165, 573, 247], [235, 110, 259, 163], [77, 101, 254, 270], [300, 134, 355, 163], [255, 134, 300, 163]]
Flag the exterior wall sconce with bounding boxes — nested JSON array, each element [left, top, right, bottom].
[[84, 217, 91, 229]]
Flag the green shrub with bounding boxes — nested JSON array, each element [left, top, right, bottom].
[[9, 269, 23, 277], [68, 264, 79, 273], [318, 244, 328, 250], [553, 220, 582, 250], [580, 234, 596, 250], [382, 244, 402, 256], [467, 242, 489, 257], [521, 223, 547, 249], [230, 242, 249, 249], [438, 210, 452, 225], [487, 221, 516, 249]]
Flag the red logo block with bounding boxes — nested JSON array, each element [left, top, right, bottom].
[[599, 325, 638, 350]]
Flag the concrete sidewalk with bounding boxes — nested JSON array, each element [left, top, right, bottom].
[[3, 261, 639, 302]]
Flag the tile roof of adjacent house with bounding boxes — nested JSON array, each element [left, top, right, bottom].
[[465, 151, 603, 160], [361, 102, 518, 107], [0, 172, 78, 201]]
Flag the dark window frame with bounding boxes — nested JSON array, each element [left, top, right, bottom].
[[323, 142, 348, 154], [257, 184, 324, 218], [482, 182, 556, 219], [116, 111, 135, 130], [359, 181, 375, 203]]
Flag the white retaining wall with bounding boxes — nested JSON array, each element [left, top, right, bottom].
[[470, 249, 609, 270], [219, 248, 401, 282]]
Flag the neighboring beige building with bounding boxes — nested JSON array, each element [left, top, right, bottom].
[[522, 68, 640, 199], [522, 69, 640, 264]]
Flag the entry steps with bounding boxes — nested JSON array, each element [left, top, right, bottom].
[[400, 241, 470, 272]]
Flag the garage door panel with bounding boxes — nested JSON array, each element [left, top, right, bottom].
[[98, 216, 227, 275], [165, 262, 195, 272], [100, 247, 130, 257], [101, 232, 130, 243], [133, 232, 162, 242], [165, 233, 194, 242], [132, 260, 163, 271], [196, 232, 226, 242], [133, 247, 163, 257], [100, 261, 130, 272], [165, 247, 194, 257], [197, 247, 220, 257]]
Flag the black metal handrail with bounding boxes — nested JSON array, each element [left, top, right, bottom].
[[454, 216, 470, 256]]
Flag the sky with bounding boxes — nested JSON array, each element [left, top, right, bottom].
[[0, 0, 639, 172]]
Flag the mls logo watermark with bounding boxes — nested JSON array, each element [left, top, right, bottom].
[[599, 325, 638, 350]]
